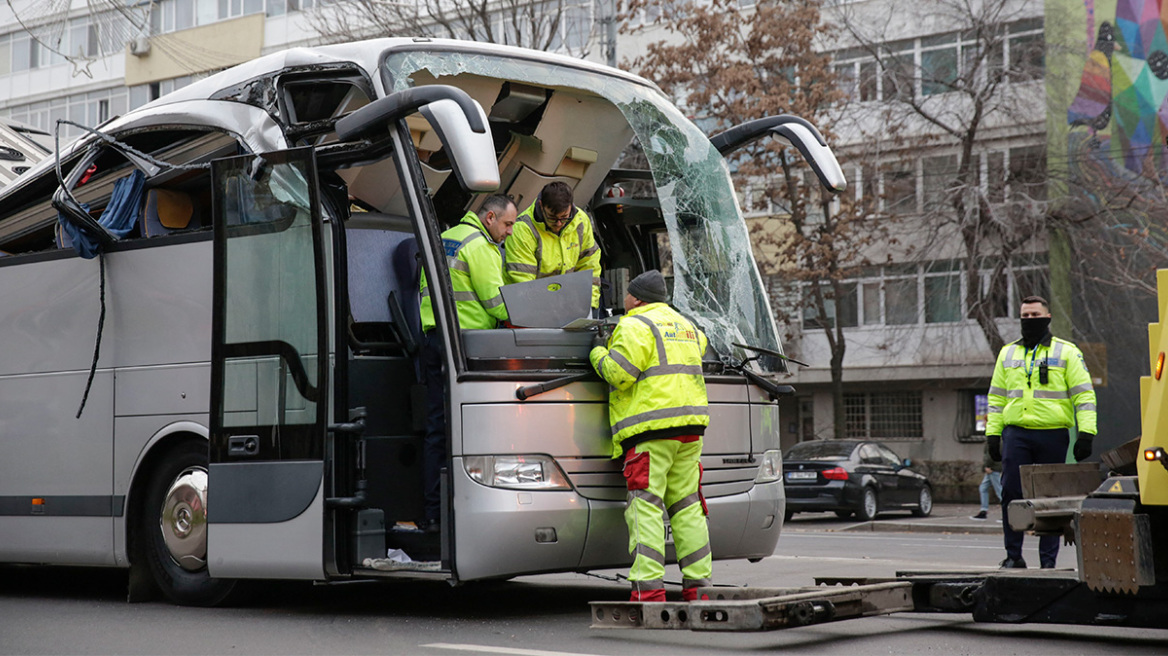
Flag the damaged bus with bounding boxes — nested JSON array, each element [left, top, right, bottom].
[[0, 38, 845, 605]]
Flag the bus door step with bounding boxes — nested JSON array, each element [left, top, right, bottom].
[[590, 581, 913, 631]]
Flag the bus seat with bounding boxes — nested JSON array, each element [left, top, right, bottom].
[[391, 237, 422, 347], [144, 188, 199, 237]]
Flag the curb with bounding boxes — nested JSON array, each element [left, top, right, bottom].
[[842, 520, 1003, 535]]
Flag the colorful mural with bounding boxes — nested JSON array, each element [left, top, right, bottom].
[[1063, 0, 1168, 184]]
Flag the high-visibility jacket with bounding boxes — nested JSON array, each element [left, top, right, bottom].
[[986, 335, 1097, 436], [505, 203, 602, 307], [419, 212, 509, 332], [590, 302, 709, 458]]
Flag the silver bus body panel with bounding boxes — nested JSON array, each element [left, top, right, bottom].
[[113, 417, 210, 566], [207, 475, 326, 580], [1, 239, 216, 566], [450, 378, 779, 580], [451, 462, 590, 580], [0, 371, 114, 565]]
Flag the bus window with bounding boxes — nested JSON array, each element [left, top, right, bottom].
[[281, 73, 374, 147]]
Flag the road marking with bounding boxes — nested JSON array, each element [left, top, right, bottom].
[[422, 644, 606, 656]]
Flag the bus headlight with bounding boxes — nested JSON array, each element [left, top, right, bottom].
[[755, 449, 783, 483], [464, 455, 573, 490]]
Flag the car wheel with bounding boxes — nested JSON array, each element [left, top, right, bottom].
[[784, 509, 795, 523], [855, 487, 878, 521], [833, 510, 853, 519], [912, 485, 933, 517], [141, 440, 239, 606]]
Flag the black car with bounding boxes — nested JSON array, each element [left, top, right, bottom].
[[782, 440, 933, 521]]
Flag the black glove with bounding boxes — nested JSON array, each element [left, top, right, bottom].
[[591, 331, 607, 350], [1074, 434, 1094, 462], [987, 435, 1002, 463]]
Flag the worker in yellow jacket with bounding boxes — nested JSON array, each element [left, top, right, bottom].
[[986, 295, 1096, 569], [418, 195, 517, 532], [590, 270, 711, 602], [505, 181, 603, 309]]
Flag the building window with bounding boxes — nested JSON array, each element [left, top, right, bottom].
[[831, 19, 1044, 103], [795, 258, 1048, 330], [1008, 145, 1046, 200], [924, 260, 962, 323], [1007, 18, 1044, 82], [844, 392, 923, 440], [802, 282, 858, 329], [884, 277, 919, 325], [921, 154, 957, 210], [881, 41, 915, 102], [983, 151, 1006, 203], [920, 33, 958, 96], [884, 165, 916, 213], [799, 397, 815, 442]]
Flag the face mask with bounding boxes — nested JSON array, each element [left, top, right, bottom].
[[1020, 316, 1051, 347]]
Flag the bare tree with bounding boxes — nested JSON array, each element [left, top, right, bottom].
[[305, 0, 596, 56], [626, 0, 895, 438], [832, 0, 1051, 356]]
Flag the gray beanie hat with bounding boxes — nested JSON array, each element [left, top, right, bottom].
[[627, 270, 669, 304]]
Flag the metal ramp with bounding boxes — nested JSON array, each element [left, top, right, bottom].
[[590, 581, 914, 631]]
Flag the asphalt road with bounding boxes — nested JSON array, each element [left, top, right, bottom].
[[1, 518, 1165, 655]]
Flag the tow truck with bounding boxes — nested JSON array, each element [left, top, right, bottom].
[[592, 269, 1168, 632]]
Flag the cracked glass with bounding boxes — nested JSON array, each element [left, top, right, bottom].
[[382, 50, 785, 372]]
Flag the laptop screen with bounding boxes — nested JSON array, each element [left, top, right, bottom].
[[499, 270, 593, 328]]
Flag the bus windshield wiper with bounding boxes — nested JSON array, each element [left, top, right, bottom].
[[722, 342, 804, 400], [732, 342, 809, 367]]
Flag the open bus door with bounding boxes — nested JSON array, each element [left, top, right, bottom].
[[207, 147, 332, 580]]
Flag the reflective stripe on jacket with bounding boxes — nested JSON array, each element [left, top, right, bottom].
[[985, 336, 1097, 436], [505, 204, 602, 307], [419, 212, 509, 332], [590, 303, 710, 458]]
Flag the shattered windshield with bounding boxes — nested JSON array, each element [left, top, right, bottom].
[[382, 49, 784, 372]]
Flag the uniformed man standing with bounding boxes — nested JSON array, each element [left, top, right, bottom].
[[505, 181, 603, 310], [590, 270, 712, 602], [986, 295, 1097, 569], [417, 194, 517, 533]]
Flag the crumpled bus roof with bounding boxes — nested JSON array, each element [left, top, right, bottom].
[[146, 37, 657, 112]]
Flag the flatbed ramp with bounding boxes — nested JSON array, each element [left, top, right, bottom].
[[590, 581, 914, 631]]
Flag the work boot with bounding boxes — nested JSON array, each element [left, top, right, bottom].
[[630, 588, 666, 602], [999, 557, 1027, 569], [970, 511, 988, 520]]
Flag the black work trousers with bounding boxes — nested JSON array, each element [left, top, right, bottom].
[[420, 331, 447, 523], [1001, 425, 1069, 567]]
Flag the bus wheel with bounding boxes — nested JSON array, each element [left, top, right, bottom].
[[141, 440, 237, 606]]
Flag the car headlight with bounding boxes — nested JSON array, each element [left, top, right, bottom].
[[755, 449, 782, 483], [464, 454, 573, 490]]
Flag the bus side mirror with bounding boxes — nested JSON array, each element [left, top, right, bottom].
[[335, 84, 500, 193], [709, 115, 846, 194], [417, 98, 499, 192]]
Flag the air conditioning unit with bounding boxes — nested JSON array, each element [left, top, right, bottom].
[[129, 35, 151, 57]]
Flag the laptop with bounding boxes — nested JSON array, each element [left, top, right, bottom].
[[499, 270, 596, 329]]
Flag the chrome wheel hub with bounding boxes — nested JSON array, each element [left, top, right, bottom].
[[160, 466, 208, 572]]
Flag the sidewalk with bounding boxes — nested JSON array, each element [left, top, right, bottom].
[[786, 503, 1005, 535]]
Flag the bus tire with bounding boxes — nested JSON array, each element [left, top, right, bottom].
[[140, 440, 238, 606]]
